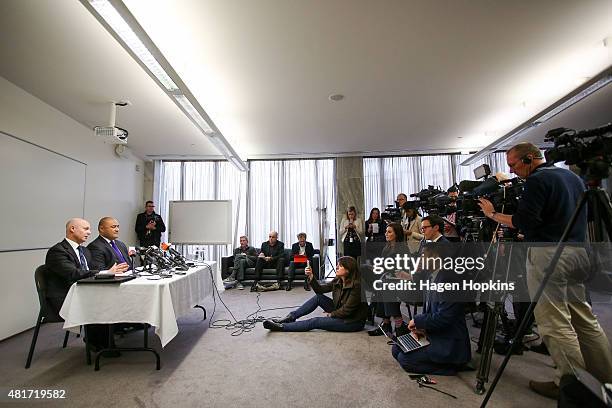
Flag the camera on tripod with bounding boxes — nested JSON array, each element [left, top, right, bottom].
[[409, 185, 448, 215], [544, 122, 612, 182]]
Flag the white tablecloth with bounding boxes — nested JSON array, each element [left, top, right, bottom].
[[60, 262, 216, 347]]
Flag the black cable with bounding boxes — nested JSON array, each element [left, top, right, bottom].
[[201, 264, 300, 336]]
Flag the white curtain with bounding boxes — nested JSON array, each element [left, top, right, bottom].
[[156, 159, 334, 268], [247, 159, 335, 254]]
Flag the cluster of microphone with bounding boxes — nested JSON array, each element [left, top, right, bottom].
[[136, 243, 191, 272]]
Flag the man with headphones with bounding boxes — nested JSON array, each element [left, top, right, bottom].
[[478, 142, 612, 400]]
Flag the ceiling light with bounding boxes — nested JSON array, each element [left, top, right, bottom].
[[82, 0, 248, 171], [461, 68, 612, 166], [329, 94, 345, 102], [173, 94, 214, 134]]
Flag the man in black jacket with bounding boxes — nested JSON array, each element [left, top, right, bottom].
[[134, 201, 166, 247], [287, 232, 315, 291], [88, 217, 134, 271], [252, 231, 285, 292], [45, 218, 127, 350]]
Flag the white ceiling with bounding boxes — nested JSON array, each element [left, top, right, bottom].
[[0, 0, 611, 161]]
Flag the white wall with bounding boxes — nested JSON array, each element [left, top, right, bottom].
[[0, 76, 144, 340]]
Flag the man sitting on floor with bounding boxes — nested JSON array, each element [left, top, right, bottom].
[[391, 243, 471, 375]]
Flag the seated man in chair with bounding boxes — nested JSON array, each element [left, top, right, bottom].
[[287, 232, 315, 291], [252, 231, 285, 292], [45, 218, 127, 353], [223, 235, 258, 290]]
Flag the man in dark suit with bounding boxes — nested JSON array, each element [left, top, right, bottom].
[[392, 243, 471, 375], [45, 218, 127, 351], [287, 232, 315, 291], [252, 231, 285, 292], [88, 217, 134, 271], [134, 201, 166, 247]]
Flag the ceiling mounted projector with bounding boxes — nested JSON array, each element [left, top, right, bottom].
[[94, 101, 129, 145]]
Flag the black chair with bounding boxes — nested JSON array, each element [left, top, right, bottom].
[[25, 265, 74, 369]]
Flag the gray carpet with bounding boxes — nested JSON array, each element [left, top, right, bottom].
[[2, 287, 611, 408]]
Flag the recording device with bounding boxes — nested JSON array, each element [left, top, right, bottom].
[[381, 202, 403, 223], [545, 122, 612, 182]]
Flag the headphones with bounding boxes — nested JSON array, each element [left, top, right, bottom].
[[520, 153, 543, 165]]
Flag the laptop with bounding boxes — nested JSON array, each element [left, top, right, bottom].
[[381, 324, 430, 353], [77, 275, 137, 284]]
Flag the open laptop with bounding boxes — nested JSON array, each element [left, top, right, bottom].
[[381, 324, 430, 353]]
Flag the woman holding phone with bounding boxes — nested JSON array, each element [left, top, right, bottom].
[[262, 256, 368, 332]]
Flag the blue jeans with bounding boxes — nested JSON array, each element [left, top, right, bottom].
[[282, 294, 365, 332]]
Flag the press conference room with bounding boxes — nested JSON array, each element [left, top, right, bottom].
[[1, 1, 612, 407]]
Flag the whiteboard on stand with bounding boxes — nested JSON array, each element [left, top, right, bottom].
[[168, 200, 232, 244]]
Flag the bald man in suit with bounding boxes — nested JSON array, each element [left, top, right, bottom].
[[88, 217, 134, 271]]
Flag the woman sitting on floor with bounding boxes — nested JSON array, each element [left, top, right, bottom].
[[263, 256, 368, 332]]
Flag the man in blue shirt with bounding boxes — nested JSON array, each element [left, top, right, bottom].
[[478, 142, 612, 399]]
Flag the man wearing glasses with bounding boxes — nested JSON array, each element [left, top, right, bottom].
[[420, 215, 448, 244], [252, 231, 286, 292], [478, 142, 612, 399]]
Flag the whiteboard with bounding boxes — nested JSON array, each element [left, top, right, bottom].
[[0, 131, 86, 252], [168, 200, 232, 244]]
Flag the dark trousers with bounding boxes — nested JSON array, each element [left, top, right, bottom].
[[375, 301, 402, 319], [232, 257, 255, 281], [343, 240, 361, 259], [287, 261, 310, 281], [282, 294, 365, 332], [391, 344, 459, 375], [254, 257, 284, 282]]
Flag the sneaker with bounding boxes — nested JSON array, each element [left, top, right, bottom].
[[368, 322, 392, 337], [269, 282, 280, 290], [236, 282, 244, 290], [272, 314, 296, 324], [263, 320, 284, 331], [528, 380, 559, 400], [223, 276, 236, 283], [223, 279, 237, 288], [250, 283, 259, 292]]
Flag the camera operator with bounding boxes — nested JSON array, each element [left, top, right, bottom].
[[444, 186, 460, 242], [478, 142, 612, 400], [135, 201, 166, 248]]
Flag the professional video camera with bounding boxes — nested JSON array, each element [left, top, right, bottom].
[[381, 203, 403, 223], [544, 122, 612, 182], [454, 165, 524, 241], [409, 185, 450, 215]]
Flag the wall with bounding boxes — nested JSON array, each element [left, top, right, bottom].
[[0, 76, 144, 340]]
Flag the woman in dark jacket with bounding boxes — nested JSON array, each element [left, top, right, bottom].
[[365, 207, 386, 242], [263, 256, 368, 332], [367, 222, 410, 337]]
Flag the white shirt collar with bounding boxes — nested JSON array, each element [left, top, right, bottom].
[[101, 236, 112, 244], [65, 237, 80, 251]]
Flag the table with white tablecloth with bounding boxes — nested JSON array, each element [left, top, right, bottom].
[[60, 262, 216, 347]]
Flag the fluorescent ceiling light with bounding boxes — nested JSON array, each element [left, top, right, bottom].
[[89, 0, 178, 92], [173, 94, 214, 134], [532, 75, 612, 124], [461, 69, 612, 166], [83, 0, 248, 171]]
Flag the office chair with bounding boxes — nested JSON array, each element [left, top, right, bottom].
[[25, 265, 75, 369]]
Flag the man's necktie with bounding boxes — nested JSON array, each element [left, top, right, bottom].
[[78, 246, 89, 270], [110, 241, 127, 264]]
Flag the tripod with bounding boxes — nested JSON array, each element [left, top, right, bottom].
[[474, 237, 516, 394], [480, 182, 612, 407]]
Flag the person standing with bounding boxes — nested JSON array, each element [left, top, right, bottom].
[[340, 206, 363, 259], [478, 141, 612, 400], [135, 201, 166, 248]]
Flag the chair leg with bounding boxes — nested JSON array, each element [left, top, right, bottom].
[[25, 314, 43, 369], [62, 331, 70, 348]]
